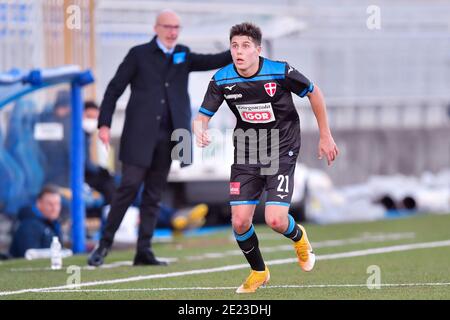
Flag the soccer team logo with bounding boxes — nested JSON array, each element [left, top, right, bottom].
[[264, 82, 277, 97], [230, 182, 241, 195]]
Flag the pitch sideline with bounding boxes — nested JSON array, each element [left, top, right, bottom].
[[1, 239, 450, 297]]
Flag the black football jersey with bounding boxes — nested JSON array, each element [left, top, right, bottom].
[[199, 57, 313, 165]]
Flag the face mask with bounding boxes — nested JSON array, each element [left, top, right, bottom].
[[82, 118, 98, 134]]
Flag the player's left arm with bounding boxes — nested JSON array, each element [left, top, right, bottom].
[[284, 63, 339, 166], [306, 85, 339, 166]]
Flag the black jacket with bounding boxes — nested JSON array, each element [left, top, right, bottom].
[[98, 36, 232, 167]]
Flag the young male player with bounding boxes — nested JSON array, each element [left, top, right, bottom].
[[193, 22, 339, 293]]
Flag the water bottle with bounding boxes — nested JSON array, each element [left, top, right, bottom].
[[50, 236, 62, 270]]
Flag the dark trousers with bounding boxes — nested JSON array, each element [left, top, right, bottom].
[[100, 135, 172, 253], [85, 168, 116, 218]]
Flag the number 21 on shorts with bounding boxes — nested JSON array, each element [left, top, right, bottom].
[[277, 175, 289, 193]]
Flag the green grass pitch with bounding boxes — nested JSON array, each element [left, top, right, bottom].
[[1, 213, 450, 300]]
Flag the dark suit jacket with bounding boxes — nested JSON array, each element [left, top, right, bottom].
[[98, 36, 232, 167]]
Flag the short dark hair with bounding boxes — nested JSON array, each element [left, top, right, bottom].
[[37, 184, 60, 200], [84, 101, 99, 111], [229, 22, 262, 46]]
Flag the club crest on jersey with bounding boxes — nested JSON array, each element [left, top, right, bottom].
[[264, 82, 277, 97]]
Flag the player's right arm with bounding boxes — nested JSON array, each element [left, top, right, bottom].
[[193, 113, 212, 148], [192, 78, 224, 148]]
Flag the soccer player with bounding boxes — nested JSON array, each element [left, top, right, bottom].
[[193, 22, 338, 293]]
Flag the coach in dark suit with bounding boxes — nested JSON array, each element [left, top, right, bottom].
[[88, 10, 231, 266]]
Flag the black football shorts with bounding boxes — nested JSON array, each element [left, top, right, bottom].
[[229, 163, 296, 208]]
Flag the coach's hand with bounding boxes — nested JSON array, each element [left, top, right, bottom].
[[98, 126, 111, 151], [318, 134, 339, 166]]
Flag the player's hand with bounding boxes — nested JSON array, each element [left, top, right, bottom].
[[193, 127, 211, 148], [192, 118, 211, 148], [318, 134, 339, 166], [197, 131, 211, 148], [98, 126, 111, 151]]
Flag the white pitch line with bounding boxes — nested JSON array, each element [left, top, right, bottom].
[[10, 258, 179, 272], [28, 282, 450, 293], [9, 261, 134, 272], [1, 239, 450, 297], [187, 232, 416, 261], [9, 232, 415, 272]]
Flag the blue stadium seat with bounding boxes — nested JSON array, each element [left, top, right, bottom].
[[5, 99, 45, 203], [0, 124, 26, 215]]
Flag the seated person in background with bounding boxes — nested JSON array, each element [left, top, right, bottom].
[[83, 101, 116, 218], [9, 185, 63, 258], [39, 90, 71, 188]]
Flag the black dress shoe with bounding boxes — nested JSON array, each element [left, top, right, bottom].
[[133, 250, 168, 266], [87, 245, 109, 267]]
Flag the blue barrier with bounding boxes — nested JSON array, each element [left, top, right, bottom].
[[0, 66, 94, 253]]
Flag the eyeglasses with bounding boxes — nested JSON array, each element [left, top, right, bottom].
[[157, 24, 182, 31]]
